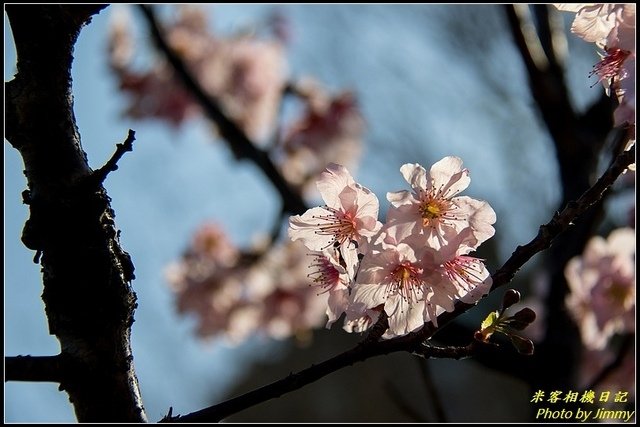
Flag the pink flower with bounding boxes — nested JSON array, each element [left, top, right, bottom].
[[577, 346, 635, 399], [108, 5, 288, 141], [280, 81, 365, 191], [386, 157, 496, 248], [554, 4, 624, 46], [343, 304, 382, 334], [565, 228, 636, 350], [201, 36, 288, 143], [165, 222, 244, 340], [350, 231, 434, 337], [288, 163, 382, 264], [189, 222, 240, 268], [554, 4, 636, 143], [241, 240, 331, 341], [306, 247, 352, 327], [420, 228, 492, 323]]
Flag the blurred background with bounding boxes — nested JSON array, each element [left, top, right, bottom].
[[5, 4, 615, 422]]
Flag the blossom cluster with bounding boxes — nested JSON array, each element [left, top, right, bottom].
[[108, 5, 365, 191], [289, 157, 496, 338], [166, 223, 330, 344], [167, 157, 496, 343]]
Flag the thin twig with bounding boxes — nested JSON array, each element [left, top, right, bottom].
[[91, 129, 136, 184], [138, 5, 308, 216], [163, 337, 480, 422]]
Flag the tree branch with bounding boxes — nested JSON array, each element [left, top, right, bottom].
[[5, 5, 146, 422], [138, 5, 308, 216], [161, 144, 633, 422], [505, 4, 608, 200], [90, 129, 136, 185], [505, 4, 619, 394], [5, 355, 64, 383]]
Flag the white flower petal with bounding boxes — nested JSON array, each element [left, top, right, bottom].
[[317, 163, 355, 208], [288, 207, 334, 251], [399, 163, 427, 191], [430, 156, 470, 197]]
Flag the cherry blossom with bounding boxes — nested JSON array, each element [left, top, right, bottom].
[[108, 5, 288, 142], [280, 80, 365, 192], [577, 346, 636, 399], [554, 4, 636, 156], [565, 227, 636, 350], [288, 163, 382, 266], [350, 232, 433, 337], [554, 4, 625, 47], [343, 304, 382, 334], [242, 240, 330, 341], [306, 247, 352, 327], [386, 157, 496, 248], [165, 223, 244, 340], [423, 227, 491, 306]]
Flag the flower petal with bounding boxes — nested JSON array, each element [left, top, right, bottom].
[[317, 163, 355, 208], [288, 206, 335, 251], [399, 163, 427, 191], [430, 156, 470, 197]]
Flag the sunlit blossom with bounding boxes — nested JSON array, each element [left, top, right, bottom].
[[289, 163, 382, 266], [421, 228, 492, 324], [350, 231, 435, 337], [306, 247, 352, 327], [386, 157, 496, 248], [554, 4, 636, 149]]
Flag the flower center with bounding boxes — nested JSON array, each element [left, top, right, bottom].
[[313, 207, 357, 248], [607, 281, 633, 309], [443, 256, 485, 292], [387, 262, 424, 304], [307, 254, 341, 294], [418, 197, 452, 227], [590, 47, 631, 87]]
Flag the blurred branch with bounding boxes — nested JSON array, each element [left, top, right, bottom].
[[162, 144, 634, 422], [505, 4, 607, 200], [138, 5, 308, 216], [5, 355, 64, 383], [532, 4, 567, 71], [5, 5, 145, 422], [505, 3, 619, 393]]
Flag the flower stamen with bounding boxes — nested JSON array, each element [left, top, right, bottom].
[[385, 262, 424, 305], [589, 47, 631, 88], [312, 206, 358, 248], [307, 253, 342, 295]]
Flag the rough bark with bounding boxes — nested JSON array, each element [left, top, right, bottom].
[[5, 5, 146, 422]]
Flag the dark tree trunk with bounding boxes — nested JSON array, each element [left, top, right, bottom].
[[5, 5, 147, 422]]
